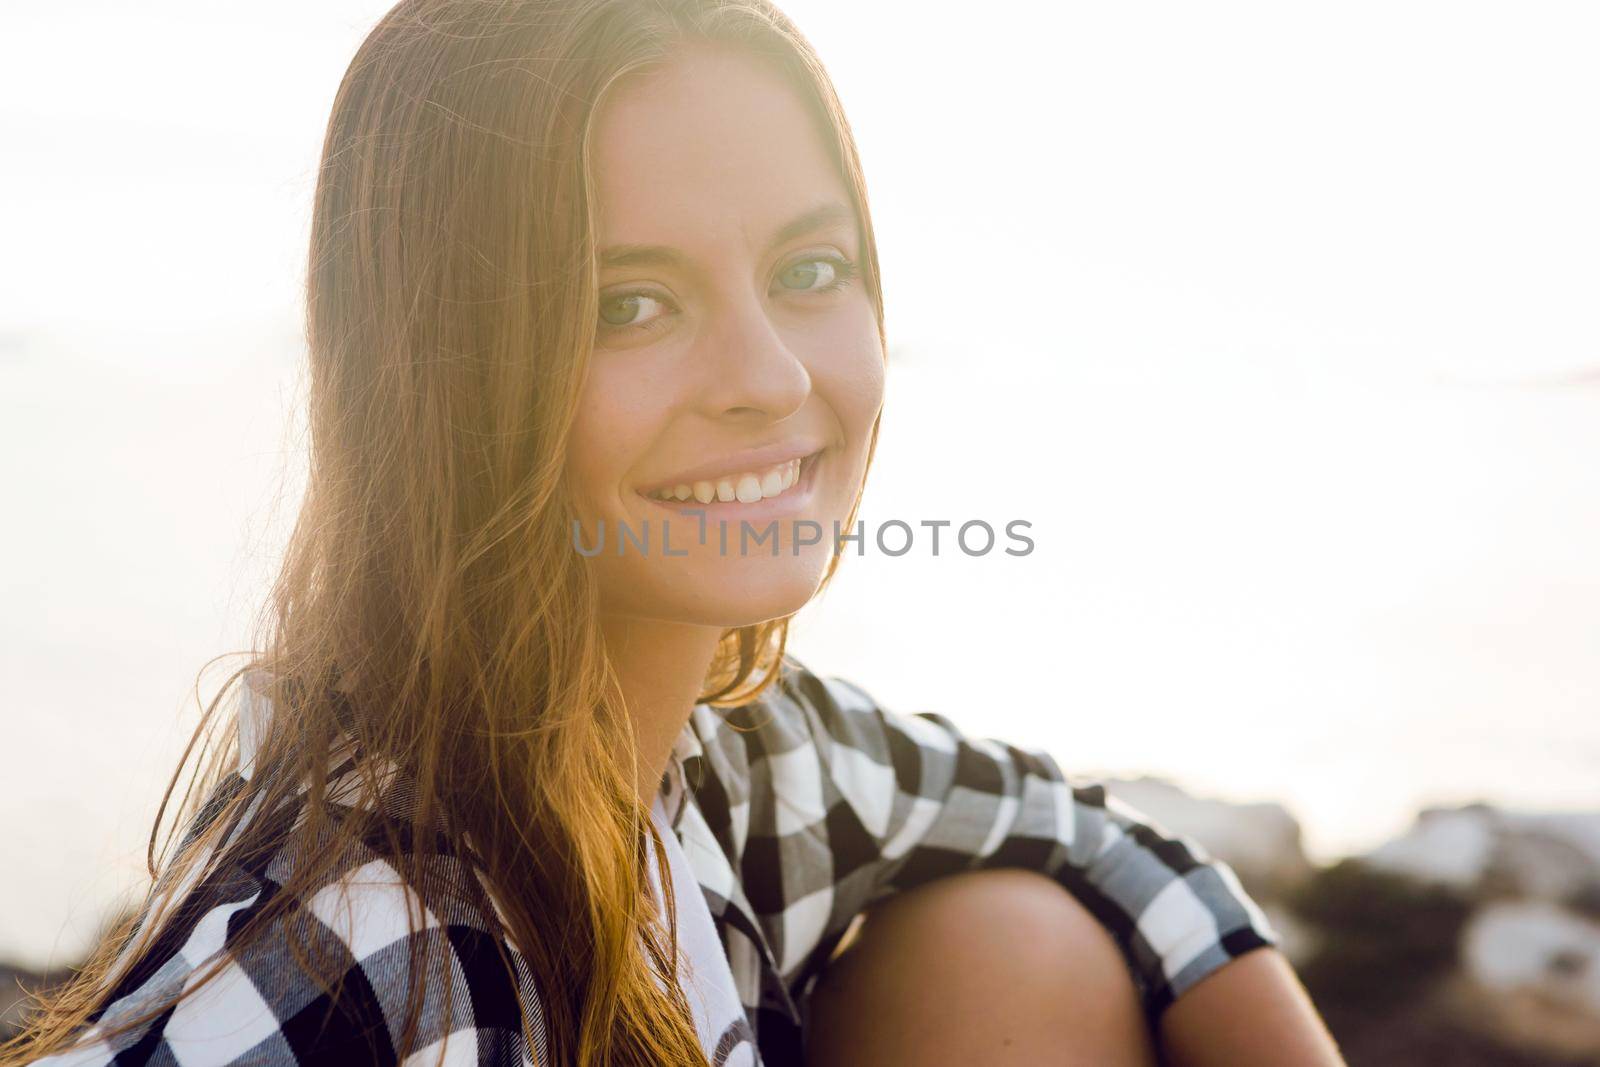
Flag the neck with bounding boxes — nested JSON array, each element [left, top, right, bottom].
[[600, 614, 724, 811]]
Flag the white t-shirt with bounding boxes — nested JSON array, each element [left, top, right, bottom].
[[646, 773, 761, 1066]]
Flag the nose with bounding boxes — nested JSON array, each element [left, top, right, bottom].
[[693, 290, 812, 423]]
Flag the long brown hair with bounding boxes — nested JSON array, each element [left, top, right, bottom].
[[2, 1, 885, 1064]]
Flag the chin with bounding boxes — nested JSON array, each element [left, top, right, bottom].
[[612, 549, 832, 629]]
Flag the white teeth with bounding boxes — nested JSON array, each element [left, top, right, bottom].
[[648, 455, 809, 505]]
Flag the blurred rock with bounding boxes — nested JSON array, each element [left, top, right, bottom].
[[1364, 803, 1498, 889], [1287, 801, 1600, 1066], [1449, 899, 1600, 1060], [1364, 802, 1600, 903], [1085, 789, 1600, 1065]]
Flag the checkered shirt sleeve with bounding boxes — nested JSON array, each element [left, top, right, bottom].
[[751, 663, 1283, 1031], [27, 781, 549, 1067]]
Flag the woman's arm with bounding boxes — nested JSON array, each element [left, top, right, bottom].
[[774, 661, 1294, 1038], [1158, 947, 1347, 1066]]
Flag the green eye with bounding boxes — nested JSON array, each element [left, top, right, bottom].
[[777, 259, 837, 291], [776, 253, 860, 295], [598, 292, 668, 330]]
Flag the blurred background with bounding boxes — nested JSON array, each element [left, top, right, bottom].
[[3, 1, 1597, 1061]]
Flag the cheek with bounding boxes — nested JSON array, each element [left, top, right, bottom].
[[843, 346, 887, 428], [566, 367, 661, 517], [808, 306, 886, 440]]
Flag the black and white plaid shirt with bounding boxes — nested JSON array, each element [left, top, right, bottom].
[[34, 656, 1280, 1066]]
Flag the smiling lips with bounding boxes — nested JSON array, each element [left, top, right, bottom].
[[643, 455, 806, 505]]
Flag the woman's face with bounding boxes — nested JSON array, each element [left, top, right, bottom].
[[568, 42, 885, 629]]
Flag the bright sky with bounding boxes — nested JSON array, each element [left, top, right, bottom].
[[3, 1, 1597, 969]]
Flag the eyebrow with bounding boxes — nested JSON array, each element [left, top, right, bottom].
[[598, 200, 857, 271]]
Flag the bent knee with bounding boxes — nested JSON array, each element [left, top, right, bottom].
[[842, 867, 1127, 981], [808, 868, 1157, 1066]]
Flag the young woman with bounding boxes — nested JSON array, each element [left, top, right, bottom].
[[4, 1, 1346, 1065]]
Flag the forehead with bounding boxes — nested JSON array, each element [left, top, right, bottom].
[[588, 43, 852, 250]]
